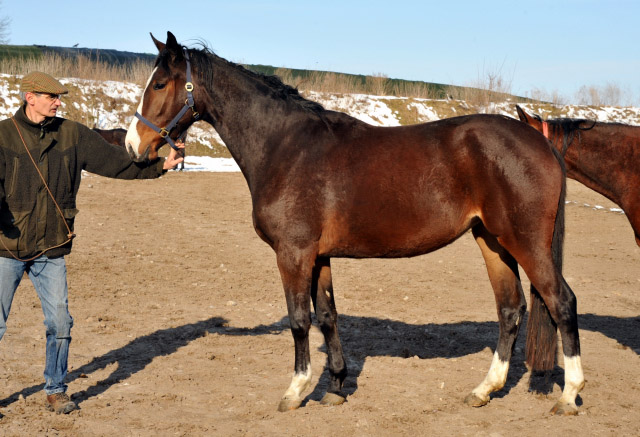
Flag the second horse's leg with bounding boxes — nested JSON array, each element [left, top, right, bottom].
[[465, 224, 526, 407], [311, 257, 347, 406]]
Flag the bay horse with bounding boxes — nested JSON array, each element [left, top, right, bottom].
[[516, 105, 640, 246], [126, 32, 584, 415], [93, 127, 128, 147]]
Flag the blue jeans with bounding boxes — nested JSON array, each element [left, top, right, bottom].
[[0, 255, 73, 395]]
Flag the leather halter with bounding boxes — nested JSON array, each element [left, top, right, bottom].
[[134, 48, 200, 151]]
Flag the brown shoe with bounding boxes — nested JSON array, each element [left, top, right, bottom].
[[46, 392, 77, 414]]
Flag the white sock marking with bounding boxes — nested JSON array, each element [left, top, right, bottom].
[[559, 355, 584, 406], [471, 352, 509, 401], [282, 365, 312, 401]]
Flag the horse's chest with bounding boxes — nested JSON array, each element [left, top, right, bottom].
[[251, 194, 322, 247]]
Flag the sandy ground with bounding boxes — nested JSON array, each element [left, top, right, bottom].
[[0, 171, 638, 436]]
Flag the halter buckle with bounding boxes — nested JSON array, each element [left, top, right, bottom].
[[159, 128, 170, 138], [185, 82, 194, 92]]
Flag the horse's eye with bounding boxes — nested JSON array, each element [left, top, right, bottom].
[[153, 83, 166, 91]]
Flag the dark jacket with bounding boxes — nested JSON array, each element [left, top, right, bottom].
[[0, 105, 166, 259]]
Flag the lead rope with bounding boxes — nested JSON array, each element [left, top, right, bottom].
[[0, 117, 76, 262]]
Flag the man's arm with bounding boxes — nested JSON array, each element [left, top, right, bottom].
[[78, 124, 182, 178], [0, 147, 5, 206]]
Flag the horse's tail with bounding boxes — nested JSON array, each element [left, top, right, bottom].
[[525, 147, 566, 371]]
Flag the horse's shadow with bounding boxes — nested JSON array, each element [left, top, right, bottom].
[[306, 314, 527, 403], [580, 313, 640, 354], [305, 312, 640, 405], [1, 311, 636, 409]]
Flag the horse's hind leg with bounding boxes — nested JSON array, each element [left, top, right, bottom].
[[521, 261, 584, 415], [311, 257, 347, 406], [276, 247, 316, 412], [465, 224, 526, 407]]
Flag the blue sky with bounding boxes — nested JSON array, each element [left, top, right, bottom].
[[4, 1, 639, 103]]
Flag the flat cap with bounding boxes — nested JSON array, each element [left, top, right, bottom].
[[21, 71, 69, 94]]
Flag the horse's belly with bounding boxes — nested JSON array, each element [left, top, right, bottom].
[[318, 206, 478, 258]]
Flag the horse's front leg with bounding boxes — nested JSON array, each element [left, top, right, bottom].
[[276, 248, 316, 412]]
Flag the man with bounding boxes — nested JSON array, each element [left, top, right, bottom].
[[0, 72, 183, 414]]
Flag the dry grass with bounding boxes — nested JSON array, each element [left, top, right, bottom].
[[0, 52, 153, 85], [388, 81, 443, 99], [2, 50, 636, 107], [299, 70, 361, 94], [446, 64, 518, 113], [2, 52, 523, 106], [280, 63, 637, 107], [276, 68, 449, 100]]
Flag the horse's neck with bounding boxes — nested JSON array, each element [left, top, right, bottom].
[[561, 126, 640, 207], [201, 59, 320, 190]]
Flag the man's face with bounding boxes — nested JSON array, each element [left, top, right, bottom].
[[26, 92, 62, 122]]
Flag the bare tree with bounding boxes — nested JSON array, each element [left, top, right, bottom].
[[574, 83, 630, 107], [0, 1, 10, 44]]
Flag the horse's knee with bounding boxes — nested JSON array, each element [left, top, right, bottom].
[[500, 305, 524, 331], [316, 306, 337, 330], [550, 284, 577, 326], [288, 310, 311, 336]]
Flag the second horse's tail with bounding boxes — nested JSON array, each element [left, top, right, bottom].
[[525, 148, 566, 371]]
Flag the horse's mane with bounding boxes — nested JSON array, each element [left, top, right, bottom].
[[175, 43, 326, 115], [531, 113, 596, 155]]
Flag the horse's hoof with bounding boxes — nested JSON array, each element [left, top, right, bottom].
[[277, 398, 302, 412], [464, 393, 489, 408], [550, 401, 579, 416], [320, 392, 346, 406]]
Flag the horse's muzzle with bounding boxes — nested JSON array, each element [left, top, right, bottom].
[[127, 143, 151, 163]]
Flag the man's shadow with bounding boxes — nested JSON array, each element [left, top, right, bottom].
[[0, 314, 508, 409], [1, 311, 636, 409], [0, 317, 252, 407]]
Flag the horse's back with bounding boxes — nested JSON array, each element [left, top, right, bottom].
[[331, 113, 563, 213]]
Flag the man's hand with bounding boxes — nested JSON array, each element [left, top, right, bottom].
[[163, 141, 185, 170]]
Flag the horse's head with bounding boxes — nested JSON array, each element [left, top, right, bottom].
[[126, 32, 199, 161]]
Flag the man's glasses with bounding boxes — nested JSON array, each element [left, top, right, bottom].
[[35, 93, 62, 101]]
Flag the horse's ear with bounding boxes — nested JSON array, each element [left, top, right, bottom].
[[150, 33, 165, 52], [164, 31, 184, 62], [515, 105, 544, 131], [167, 31, 177, 45], [515, 105, 530, 123], [166, 32, 180, 52]]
